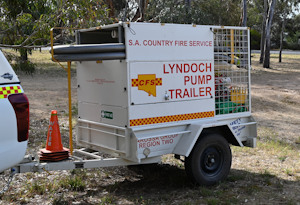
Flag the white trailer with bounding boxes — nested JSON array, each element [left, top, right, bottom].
[[11, 22, 256, 186]]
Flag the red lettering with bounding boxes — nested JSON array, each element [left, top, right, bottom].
[[176, 64, 183, 73], [206, 87, 212, 96], [163, 64, 169, 74], [169, 64, 175, 73], [191, 76, 197, 85], [199, 87, 205, 96], [134, 40, 140, 46], [169, 89, 175, 99], [193, 88, 199, 97], [163, 63, 213, 74], [206, 63, 212, 72], [168, 87, 211, 99], [184, 64, 189, 73], [206, 75, 212, 83], [191, 63, 198, 73], [184, 76, 190, 85], [176, 89, 182, 98], [198, 75, 205, 84], [199, 63, 205, 72], [188, 41, 212, 47], [182, 89, 190, 98], [151, 79, 155, 85]]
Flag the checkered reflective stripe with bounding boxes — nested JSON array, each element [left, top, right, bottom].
[[155, 78, 162, 85], [0, 86, 22, 99], [131, 78, 139, 87], [130, 111, 214, 126]]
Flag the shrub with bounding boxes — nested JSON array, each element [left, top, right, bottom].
[[250, 29, 261, 50], [12, 60, 36, 75]]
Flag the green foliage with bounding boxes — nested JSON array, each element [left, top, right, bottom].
[[28, 181, 47, 195], [0, 0, 113, 73], [12, 59, 36, 75], [250, 29, 261, 50], [144, 0, 242, 25], [59, 175, 86, 191], [100, 195, 117, 205]]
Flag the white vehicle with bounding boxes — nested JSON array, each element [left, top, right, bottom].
[[0, 50, 29, 173], [5, 23, 257, 186]]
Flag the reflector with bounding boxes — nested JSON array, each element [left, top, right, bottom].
[[8, 93, 29, 142]]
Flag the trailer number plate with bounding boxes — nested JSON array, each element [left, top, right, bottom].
[[101, 110, 113, 119]]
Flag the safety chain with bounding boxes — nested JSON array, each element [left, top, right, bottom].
[[0, 169, 15, 195]]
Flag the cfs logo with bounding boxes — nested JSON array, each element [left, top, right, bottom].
[[132, 74, 162, 97]]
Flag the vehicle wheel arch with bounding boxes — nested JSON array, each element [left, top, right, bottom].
[[198, 126, 240, 147]]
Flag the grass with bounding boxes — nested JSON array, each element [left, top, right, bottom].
[[59, 175, 86, 191], [252, 52, 300, 60]]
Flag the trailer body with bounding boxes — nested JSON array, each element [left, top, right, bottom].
[[73, 23, 256, 166]]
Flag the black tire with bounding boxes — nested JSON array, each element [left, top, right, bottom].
[[185, 133, 232, 186]]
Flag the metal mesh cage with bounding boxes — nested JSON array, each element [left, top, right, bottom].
[[213, 28, 250, 115]]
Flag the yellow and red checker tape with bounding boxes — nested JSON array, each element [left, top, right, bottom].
[[130, 111, 214, 126], [0, 86, 22, 99]]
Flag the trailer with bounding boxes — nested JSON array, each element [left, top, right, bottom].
[[10, 22, 256, 186]]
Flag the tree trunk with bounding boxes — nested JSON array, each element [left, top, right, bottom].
[[105, 0, 115, 17], [242, 0, 247, 26], [132, 0, 147, 22], [279, 18, 285, 63], [263, 0, 276, 68], [20, 48, 28, 61], [259, 0, 267, 64]]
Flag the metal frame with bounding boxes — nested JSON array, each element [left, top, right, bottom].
[[213, 27, 250, 116], [13, 148, 161, 174]]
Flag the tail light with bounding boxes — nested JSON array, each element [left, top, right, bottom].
[[8, 93, 29, 142]]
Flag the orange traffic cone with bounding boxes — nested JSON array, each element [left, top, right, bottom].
[[39, 110, 69, 161]]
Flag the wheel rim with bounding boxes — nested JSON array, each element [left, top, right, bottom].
[[200, 146, 223, 176]]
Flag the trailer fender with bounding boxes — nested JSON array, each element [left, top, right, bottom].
[[173, 119, 254, 157], [226, 116, 257, 148], [173, 123, 204, 157]]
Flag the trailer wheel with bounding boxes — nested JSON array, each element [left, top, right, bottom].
[[185, 134, 232, 186]]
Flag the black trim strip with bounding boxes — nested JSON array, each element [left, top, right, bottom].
[[0, 82, 21, 86]]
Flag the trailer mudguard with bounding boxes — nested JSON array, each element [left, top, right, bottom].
[[173, 116, 257, 157]]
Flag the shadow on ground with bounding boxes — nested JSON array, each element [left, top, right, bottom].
[[72, 163, 300, 204]]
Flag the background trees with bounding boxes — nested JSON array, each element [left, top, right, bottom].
[[0, 0, 299, 71], [0, 0, 112, 73]]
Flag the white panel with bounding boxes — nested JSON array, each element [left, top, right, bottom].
[[77, 60, 128, 107], [125, 23, 213, 61], [100, 105, 128, 127], [77, 60, 129, 127], [129, 99, 214, 121]]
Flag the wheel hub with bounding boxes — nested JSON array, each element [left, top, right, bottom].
[[206, 154, 216, 167], [201, 147, 222, 174]]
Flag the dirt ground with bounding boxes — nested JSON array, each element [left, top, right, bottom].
[[0, 53, 300, 204]]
